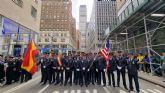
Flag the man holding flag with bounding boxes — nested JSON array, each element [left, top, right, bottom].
[[95, 39, 110, 86], [21, 40, 39, 82], [100, 39, 110, 69]]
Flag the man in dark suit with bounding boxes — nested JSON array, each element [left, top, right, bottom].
[[127, 53, 140, 93], [96, 52, 106, 86], [116, 51, 128, 90], [107, 53, 117, 87], [64, 55, 73, 86]]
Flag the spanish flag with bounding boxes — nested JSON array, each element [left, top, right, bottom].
[[21, 40, 39, 75]]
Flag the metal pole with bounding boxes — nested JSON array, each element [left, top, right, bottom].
[[126, 29, 129, 53], [115, 34, 118, 52], [144, 16, 153, 75], [133, 33, 136, 54]]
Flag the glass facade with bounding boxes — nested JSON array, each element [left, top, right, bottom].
[[0, 16, 38, 56]]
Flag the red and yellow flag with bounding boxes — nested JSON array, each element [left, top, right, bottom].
[[21, 40, 38, 75]]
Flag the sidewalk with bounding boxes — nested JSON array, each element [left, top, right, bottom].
[[138, 71, 165, 88]]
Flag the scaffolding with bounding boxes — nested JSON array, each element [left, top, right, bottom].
[[106, 0, 165, 74]]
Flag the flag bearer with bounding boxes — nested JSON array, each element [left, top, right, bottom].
[[96, 52, 106, 86]]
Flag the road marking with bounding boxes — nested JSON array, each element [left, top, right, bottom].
[[70, 90, 75, 93], [37, 84, 50, 93], [147, 89, 157, 93], [93, 89, 97, 93], [3, 76, 40, 93], [140, 89, 148, 93], [153, 89, 163, 93], [103, 87, 110, 93], [77, 89, 81, 93], [119, 90, 127, 93], [63, 90, 69, 93], [85, 89, 90, 93], [52, 91, 59, 93]]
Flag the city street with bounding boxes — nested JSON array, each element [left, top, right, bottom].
[[0, 72, 165, 93]]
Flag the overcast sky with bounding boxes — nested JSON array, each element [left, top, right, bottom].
[[71, 0, 94, 28]]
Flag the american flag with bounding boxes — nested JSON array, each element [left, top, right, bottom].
[[101, 39, 110, 61]]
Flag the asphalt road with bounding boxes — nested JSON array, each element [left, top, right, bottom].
[[0, 72, 165, 93]]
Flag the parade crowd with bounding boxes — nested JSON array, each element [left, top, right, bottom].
[[0, 55, 32, 86], [0, 51, 165, 93], [38, 51, 141, 93]]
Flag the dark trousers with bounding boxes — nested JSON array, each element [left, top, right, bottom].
[[14, 70, 21, 82], [128, 73, 140, 92], [64, 70, 72, 85], [40, 69, 44, 82], [43, 69, 51, 84], [98, 70, 106, 85], [6, 69, 13, 84], [80, 70, 88, 86], [56, 69, 63, 84], [74, 71, 81, 85], [89, 70, 95, 84], [52, 69, 56, 83], [107, 71, 115, 86], [117, 69, 127, 88]]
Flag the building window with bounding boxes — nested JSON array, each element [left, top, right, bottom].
[[61, 44, 67, 48], [52, 38, 57, 42], [61, 38, 65, 42], [38, 38, 41, 42], [31, 6, 37, 18], [12, 0, 23, 7], [45, 38, 49, 42]]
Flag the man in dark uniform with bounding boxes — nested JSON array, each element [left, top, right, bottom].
[[0, 55, 5, 85], [88, 53, 95, 85], [14, 55, 22, 82], [6, 56, 14, 85], [42, 53, 52, 85], [74, 55, 81, 85], [127, 53, 140, 93], [55, 53, 64, 85], [116, 51, 128, 90], [64, 55, 73, 86], [52, 53, 57, 84], [80, 54, 90, 87], [96, 52, 106, 86], [107, 53, 117, 87], [38, 54, 46, 83]]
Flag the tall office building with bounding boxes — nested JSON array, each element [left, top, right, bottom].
[[86, 0, 117, 52], [95, 0, 117, 49], [39, 0, 77, 54], [79, 5, 87, 52]]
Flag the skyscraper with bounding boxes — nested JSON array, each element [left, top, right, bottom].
[[79, 5, 87, 52], [39, 0, 77, 54], [86, 0, 117, 52], [95, 0, 117, 49]]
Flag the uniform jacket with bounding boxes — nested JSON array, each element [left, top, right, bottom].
[[116, 56, 127, 70], [127, 58, 139, 75], [96, 56, 106, 70]]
